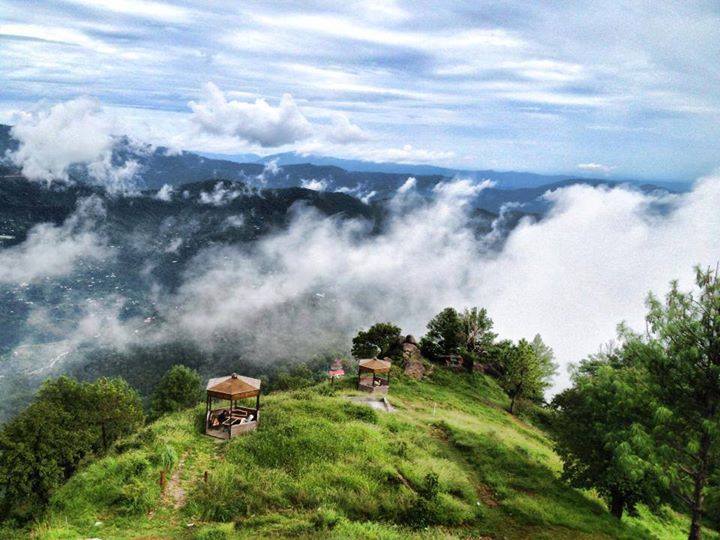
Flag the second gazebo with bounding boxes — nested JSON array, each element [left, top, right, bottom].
[[357, 358, 391, 394]]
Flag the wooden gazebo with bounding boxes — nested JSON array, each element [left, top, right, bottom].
[[357, 358, 391, 394], [205, 373, 261, 439]]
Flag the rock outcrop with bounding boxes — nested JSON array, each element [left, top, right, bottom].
[[400, 335, 428, 380]]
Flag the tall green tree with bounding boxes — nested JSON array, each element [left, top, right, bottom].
[[460, 307, 498, 370], [351, 322, 401, 358], [420, 307, 464, 359], [0, 376, 143, 521], [150, 364, 203, 418], [552, 344, 665, 519], [530, 334, 558, 399], [499, 339, 548, 414], [421, 307, 497, 363], [642, 267, 720, 540]]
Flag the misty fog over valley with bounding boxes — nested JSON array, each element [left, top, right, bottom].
[[2, 3, 720, 537], [1, 113, 718, 422]]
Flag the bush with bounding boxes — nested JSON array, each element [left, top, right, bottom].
[[312, 505, 343, 530], [150, 365, 203, 417], [402, 473, 440, 529]]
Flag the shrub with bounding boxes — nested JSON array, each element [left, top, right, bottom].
[[402, 473, 440, 529], [150, 365, 203, 417], [312, 505, 343, 530], [0, 376, 143, 521]]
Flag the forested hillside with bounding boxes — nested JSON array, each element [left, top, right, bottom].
[[3, 370, 714, 539]]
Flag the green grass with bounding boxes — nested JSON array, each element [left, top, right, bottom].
[[24, 369, 720, 539]]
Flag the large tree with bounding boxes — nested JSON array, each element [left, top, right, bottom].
[[552, 344, 665, 519], [351, 322, 402, 359], [642, 267, 720, 540], [499, 339, 549, 414], [421, 307, 497, 363], [0, 376, 143, 521], [150, 364, 203, 418], [420, 307, 464, 359]]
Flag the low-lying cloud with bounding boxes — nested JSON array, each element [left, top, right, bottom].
[[164, 174, 720, 391], [0, 196, 111, 284], [7, 98, 139, 192], [2, 172, 720, 396]]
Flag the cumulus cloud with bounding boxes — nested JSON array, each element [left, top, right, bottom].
[[3, 167, 720, 398], [397, 176, 417, 194], [189, 82, 313, 147], [0, 196, 111, 284], [7, 97, 139, 191], [324, 113, 369, 144], [577, 162, 616, 175]]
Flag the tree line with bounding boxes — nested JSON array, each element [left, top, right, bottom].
[[351, 305, 558, 414]]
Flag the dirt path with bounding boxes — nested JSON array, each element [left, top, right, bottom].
[[164, 453, 188, 509]]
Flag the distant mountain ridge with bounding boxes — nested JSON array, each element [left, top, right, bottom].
[[201, 149, 690, 191], [1, 124, 689, 193]]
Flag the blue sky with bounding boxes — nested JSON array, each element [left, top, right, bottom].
[[1, 0, 719, 180]]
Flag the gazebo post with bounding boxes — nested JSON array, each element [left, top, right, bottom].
[[205, 395, 209, 430], [255, 392, 260, 414]]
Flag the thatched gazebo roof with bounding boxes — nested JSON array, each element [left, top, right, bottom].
[[358, 358, 392, 373], [206, 373, 261, 400]]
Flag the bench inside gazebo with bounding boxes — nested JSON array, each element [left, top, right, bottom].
[[205, 373, 261, 439], [357, 358, 391, 394]]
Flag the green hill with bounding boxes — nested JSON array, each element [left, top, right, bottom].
[[18, 370, 718, 539]]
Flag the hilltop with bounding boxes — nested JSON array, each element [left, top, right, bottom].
[[14, 369, 715, 539]]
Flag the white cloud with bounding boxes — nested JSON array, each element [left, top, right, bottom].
[[396, 177, 417, 194], [189, 83, 313, 147], [159, 174, 720, 394], [8, 97, 113, 183], [253, 14, 523, 51], [0, 197, 111, 284], [62, 0, 192, 23], [199, 181, 246, 205], [301, 178, 329, 191], [360, 190, 377, 204], [324, 113, 369, 144], [348, 144, 455, 164], [0, 23, 116, 54], [578, 162, 616, 175], [255, 159, 281, 184], [155, 184, 174, 201], [7, 97, 139, 192]]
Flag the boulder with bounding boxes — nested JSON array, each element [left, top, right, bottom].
[[401, 340, 427, 380], [404, 334, 418, 346]]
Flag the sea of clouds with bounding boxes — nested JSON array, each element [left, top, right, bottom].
[[2, 97, 720, 394]]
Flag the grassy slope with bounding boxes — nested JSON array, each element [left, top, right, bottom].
[[24, 369, 719, 540]]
